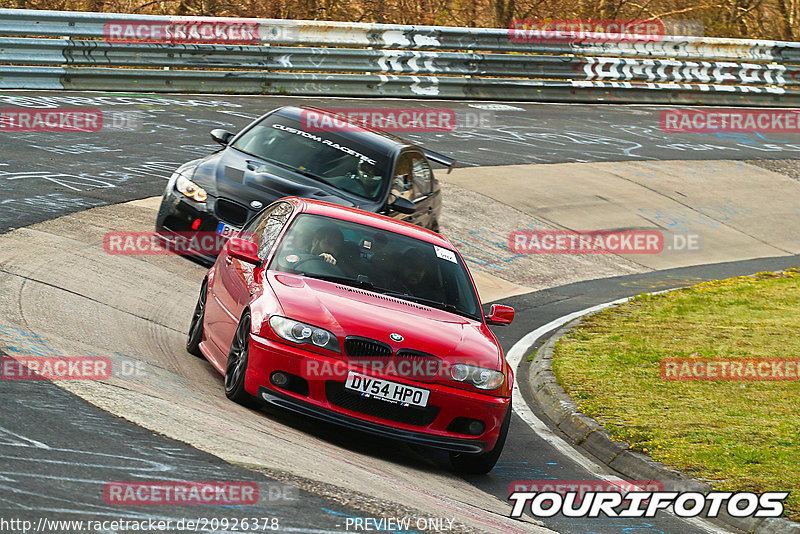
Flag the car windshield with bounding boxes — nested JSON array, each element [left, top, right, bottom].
[[231, 114, 391, 201], [268, 214, 482, 320]]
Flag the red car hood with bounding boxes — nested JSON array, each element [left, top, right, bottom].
[[266, 272, 501, 369]]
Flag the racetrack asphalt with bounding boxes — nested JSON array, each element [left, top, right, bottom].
[[3, 90, 800, 233], [0, 372, 394, 534], [2, 91, 799, 534]]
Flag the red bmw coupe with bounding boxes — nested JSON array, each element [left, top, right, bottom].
[[187, 197, 515, 473]]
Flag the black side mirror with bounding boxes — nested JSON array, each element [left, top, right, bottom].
[[210, 129, 234, 146], [388, 196, 416, 214]]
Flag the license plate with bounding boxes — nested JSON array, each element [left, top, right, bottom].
[[216, 222, 240, 238], [344, 371, 429, 408]]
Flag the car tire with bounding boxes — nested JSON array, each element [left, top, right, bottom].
[[186, 279, 207, 358], [224, 311, 263, 408], [449, 400, 511, 475]]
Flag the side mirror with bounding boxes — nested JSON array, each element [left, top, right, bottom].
[[210, 129, 234, 146], [226, 237, 261, 265], [486, 304, 514, 326], [388, 196, 416, 215]]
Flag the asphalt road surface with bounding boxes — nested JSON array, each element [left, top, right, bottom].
[[0, 374, 378, 534], [3, 91, 800, 232]]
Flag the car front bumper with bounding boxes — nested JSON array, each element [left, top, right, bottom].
[[245, 332, 510, 453], [155, 190, 246, 265]]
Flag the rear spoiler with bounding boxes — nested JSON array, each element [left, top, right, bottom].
[[423, 149, 455, 173]]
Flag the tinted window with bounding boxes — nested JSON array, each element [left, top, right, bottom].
[[232, 115, 391, 201], [391, 153, 414, 201], [268, 214, 481, 320], [411, 155, 433, 197], [392, 152, 432, 201], [242, 202, 293, 260]]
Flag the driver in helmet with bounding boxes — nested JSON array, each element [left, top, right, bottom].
[[352, 158, 383, 198]]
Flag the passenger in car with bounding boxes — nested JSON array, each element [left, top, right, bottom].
[[397, 248, 445, 302]]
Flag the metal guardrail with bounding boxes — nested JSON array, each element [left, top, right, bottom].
[[0, 8, 798, 104], [2, 37, 797, 86]]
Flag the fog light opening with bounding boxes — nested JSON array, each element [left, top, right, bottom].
[[447, 417, 486, 436], [468, 421, 485, 435], [271, 371, 289, 388]]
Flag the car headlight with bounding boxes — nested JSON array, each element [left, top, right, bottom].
[[449, 363, 505, 390], [175, 174, 207, 203], [269, 316, 339, 352]]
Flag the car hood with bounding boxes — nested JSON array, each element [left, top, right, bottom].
[[189, 149, 359, 209], [266, 272, 501, 369]]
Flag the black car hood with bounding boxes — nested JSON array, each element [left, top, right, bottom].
[[189, 148, 359, 209]]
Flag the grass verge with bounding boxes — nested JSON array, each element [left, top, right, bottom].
[[550, 268, 800, 520]]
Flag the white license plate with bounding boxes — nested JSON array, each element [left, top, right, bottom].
[[216, 222, 240, 238], [344, 371, 429, 408]]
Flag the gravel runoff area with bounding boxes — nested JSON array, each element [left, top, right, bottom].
[[746, 158, 800, 182]]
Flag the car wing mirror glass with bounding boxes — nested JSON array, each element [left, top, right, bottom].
[[211, 129, 234, 146]]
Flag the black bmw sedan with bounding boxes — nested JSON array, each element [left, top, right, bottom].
[[155, 106, 453, 264]]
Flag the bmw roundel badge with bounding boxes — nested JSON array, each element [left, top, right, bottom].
[[250, 200, 263, 209], [389, 333, 404, 342]]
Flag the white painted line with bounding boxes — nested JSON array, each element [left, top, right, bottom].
[[507, 297, 628, 466], [506, 294, 731, 534], [0, 425, 51, 449]]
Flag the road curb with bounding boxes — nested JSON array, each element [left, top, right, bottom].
[[527, 316, 800, 534]]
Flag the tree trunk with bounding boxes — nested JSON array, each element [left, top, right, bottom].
[[84, 0, 105, 12], [494, 0, 515, 27], [776, 0, 794, 39]]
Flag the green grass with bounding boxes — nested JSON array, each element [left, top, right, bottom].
[[549, 268, 800, 520]]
